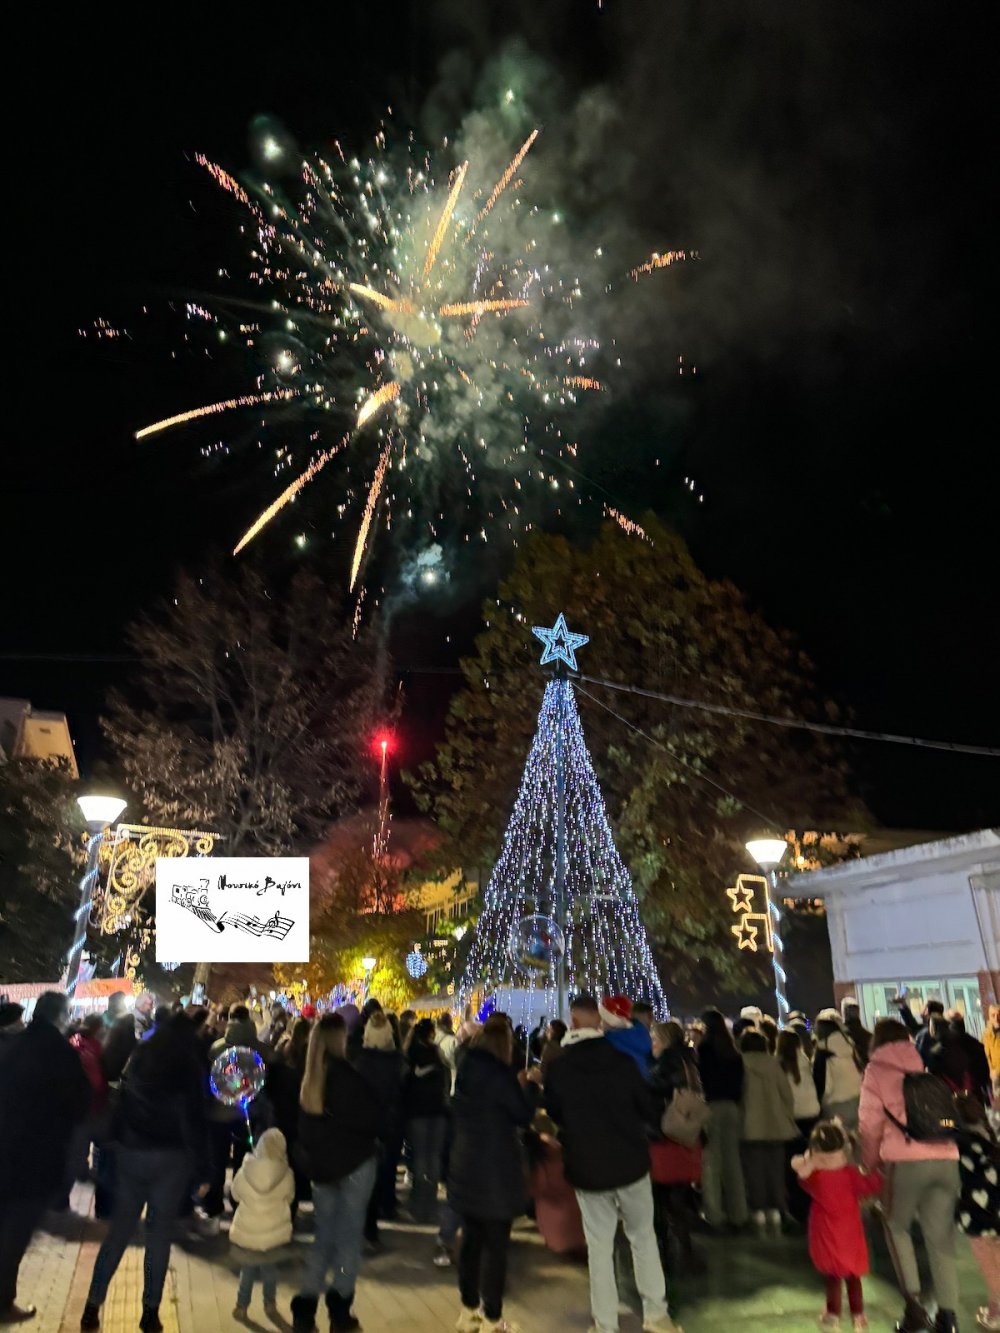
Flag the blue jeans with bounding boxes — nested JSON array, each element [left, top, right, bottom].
[[237, 1262, 278, 1307], [86, 1146, 191, 1310], [299, 1157, 376, 1300], [407, 1116, 446, 1223]]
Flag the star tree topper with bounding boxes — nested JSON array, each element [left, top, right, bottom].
[[532, 612, 589, 672]]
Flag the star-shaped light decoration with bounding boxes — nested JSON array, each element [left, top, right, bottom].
[[733, 918, 760, 951], [532, 612, 589, 672], [726, 875, 762, 914]]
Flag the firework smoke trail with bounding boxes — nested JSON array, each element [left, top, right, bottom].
[[136, 390, 297, 440], [474, 130, 540, 229], [351, 444, 392, 591], [128, 115, 690, 597]]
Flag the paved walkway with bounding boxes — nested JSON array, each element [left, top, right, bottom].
[[15, 1183, 988, 1332]]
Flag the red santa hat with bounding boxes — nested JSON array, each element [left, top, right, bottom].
[[598, 995, 633, 1029]]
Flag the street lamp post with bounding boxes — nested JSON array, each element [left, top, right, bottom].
[[361, 955, 377, 1003], [65, 795, 127, 998], [746, 836, 790, 1026]]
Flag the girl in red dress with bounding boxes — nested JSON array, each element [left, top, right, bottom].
[[792, 1119, 882, 1332]]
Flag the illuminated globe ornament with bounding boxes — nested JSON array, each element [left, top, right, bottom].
[[406, 949, 429, 979], [210, 1045, 266, 1110], [509, 914, 565, 977]]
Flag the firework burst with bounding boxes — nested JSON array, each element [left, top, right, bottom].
[[136, 118, 689, 600]]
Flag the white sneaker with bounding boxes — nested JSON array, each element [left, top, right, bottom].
[[817, 1314, 841, 1332], [766, 1208, 782, 1234], [751, 1209, 767, 1231], [455, 1310, 482, 1333], [643, 1317, 685, 1333], [480, 1320, 521, 1333]]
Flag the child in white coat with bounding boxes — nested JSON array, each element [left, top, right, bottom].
[[230, 1127, 295, 1321]]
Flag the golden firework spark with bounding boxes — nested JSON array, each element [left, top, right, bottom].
[[438, 298, 529, 317], [474, 129, 540, 229], [350, 444, 392, 590], [233, 432, 351, 555], [564, 376, 603, 391], [423, 161, 468, 279], [605, 506, 652, 543], [357, 381, 401, 428], [196, 154, 252, 207], [629, 249, 694, 280], [136, 390, 297, 440], [348, 283, 408, 313]]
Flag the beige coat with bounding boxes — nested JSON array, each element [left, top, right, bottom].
[[741, 1051, 798, 1142]]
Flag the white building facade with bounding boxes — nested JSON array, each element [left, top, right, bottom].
[[792, 828, 999, 1038]]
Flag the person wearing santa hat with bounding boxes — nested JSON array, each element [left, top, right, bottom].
[[545, 994, 683, 1333], [600, 996, 653, 1074]]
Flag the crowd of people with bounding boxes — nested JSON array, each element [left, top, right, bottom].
[[0, 987, 996, 1333]]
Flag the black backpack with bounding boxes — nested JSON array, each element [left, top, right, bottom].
[[884, 1071, 959, 1142]]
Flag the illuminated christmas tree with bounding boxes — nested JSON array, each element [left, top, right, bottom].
[[460, 614, 668, 1019]]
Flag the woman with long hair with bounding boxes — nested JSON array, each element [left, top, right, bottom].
[[858, 1018, 961, 1333], [778, 1028, 821, 1223], [648, 1020, 702, 1270], [402, 1017, 450, 1224], [290, 1014, 378, 1333], [448, 1015, 532, 1333], [696, 1008, 748, 1230], [267, 1016, 312, 1219]]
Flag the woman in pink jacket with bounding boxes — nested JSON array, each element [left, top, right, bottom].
[[858, 1019, 960, 1333]]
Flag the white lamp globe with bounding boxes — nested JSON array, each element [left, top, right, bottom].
[[746, 837, 788, 869], [77, 795, 127, 828]]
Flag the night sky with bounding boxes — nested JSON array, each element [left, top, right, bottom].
[[3, 2, 997, 832]]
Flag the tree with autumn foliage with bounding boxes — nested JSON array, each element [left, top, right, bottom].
[[411, 519, 866, 1006]]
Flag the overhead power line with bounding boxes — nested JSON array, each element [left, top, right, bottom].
[[578, 675, 1000, 759]]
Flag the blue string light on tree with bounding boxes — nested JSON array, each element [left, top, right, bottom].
[[406, 946, 429, 979], [460, 613, 667, 1018]]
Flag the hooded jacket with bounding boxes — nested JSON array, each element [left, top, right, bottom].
[[448, 1046, 532, 1220], [605, 1022, 653, 1074], [0, 1018, 91, 1196], [857, 1038, 960, 1170], [813, 1029, 862, 1110], [229, 1127, 295, 1251], [740, 1050, 797, 1141], [353, 1046, 405, 1141], [792, 1148, 881, 1277], [544, 1030, 658, 1191]]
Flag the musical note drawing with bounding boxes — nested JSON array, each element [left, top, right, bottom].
[[219, 909, 294, 941]]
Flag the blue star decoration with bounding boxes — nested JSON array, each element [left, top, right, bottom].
[[532, 612, 590, 672]]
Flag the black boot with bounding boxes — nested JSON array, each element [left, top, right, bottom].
[[138, 1309, 162, 1333], [895, 1296, 932, 1332], [325, 1289, 360, 1332], [290, 1294, 319, 1333], [80, 1304, 100, 1331], [933, 1313, 957, 1333]]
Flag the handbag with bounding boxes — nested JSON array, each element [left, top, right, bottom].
[[649, 1137, 702, 1185], [660, 1056, 711, 1147]]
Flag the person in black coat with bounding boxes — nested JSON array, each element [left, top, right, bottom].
[[402, 1018, 450, 1224], [447, 1016, 532, 1330], [266, 1017, 312, 1218], [0, 991, 91, 1323], [353, 1011, 405, 1242], [544, 994, 678, 1333], [291, 1014, 379, 1333], [79, 1012, 210, 1332]]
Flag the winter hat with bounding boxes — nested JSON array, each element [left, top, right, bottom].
[[840, 996, 861, 1017], [598, 995, 633, 1030], [299, 1003, 317, 1020], [336, 1002, 360, 1030], [363, 1012, 396, 1051], [739, 1005, 764, 1023], [816, 1007, 842, 1024]]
